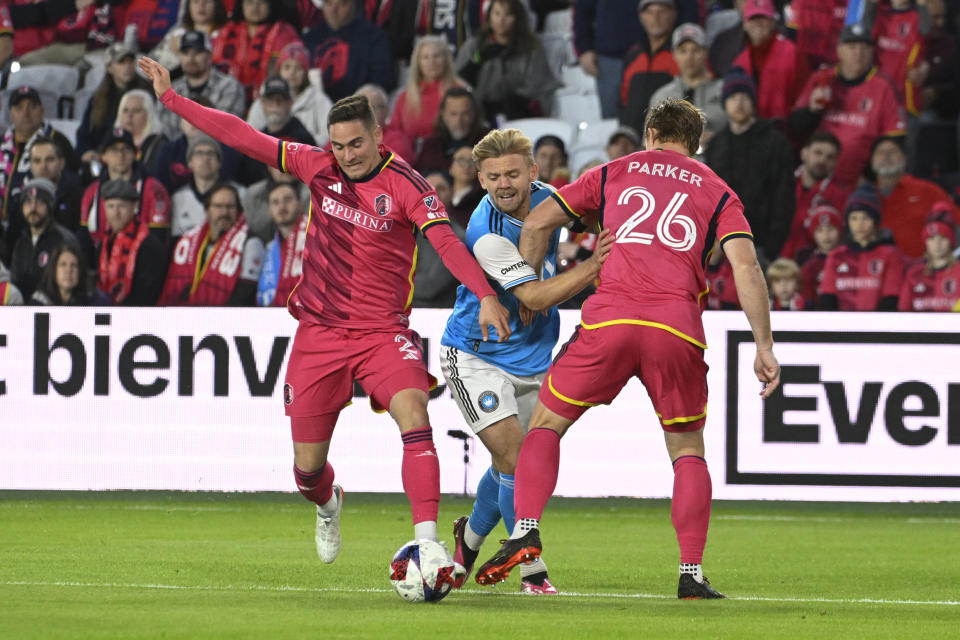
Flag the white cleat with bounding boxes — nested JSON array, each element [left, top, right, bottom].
[[315, 484, 343, 563]]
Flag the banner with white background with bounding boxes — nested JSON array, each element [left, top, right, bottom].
[[1, 308, 958, 501]]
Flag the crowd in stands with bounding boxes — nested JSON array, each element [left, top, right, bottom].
[[0, 0, 959, 312]]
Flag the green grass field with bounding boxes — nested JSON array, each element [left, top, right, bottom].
[[2, 491, 959, 639]]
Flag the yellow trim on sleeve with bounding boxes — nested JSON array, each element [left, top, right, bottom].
[[697, 287, 709, 305], [547, 374, 597, 407], [580, 319, 707, 350], [718, 231, 753, 244], [2, 283, 8, 305], [419, 218, 448, 233], [552, 191, 581, 218], [280, 142, 287, 173], [403, 239, 419, 312], [658, 406, 707, 426]]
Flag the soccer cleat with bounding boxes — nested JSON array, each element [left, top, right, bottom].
[[451, 516, 477, 589], [315, 484, 343, 564], [474, 528, 542, 586], [677, 573, 726, 599], [520, 572, 558, 595]]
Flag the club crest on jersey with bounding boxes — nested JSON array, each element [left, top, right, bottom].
[[859, 97, 873, 113], [284, 383, 294, 405], [375, 193, 391, 217], [944, 279, 957, 295], [478, 391, 499, 413], [869, 259, 884, 275]]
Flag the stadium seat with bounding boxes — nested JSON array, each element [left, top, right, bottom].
[[81, 61, 107, 90], [569, 144, 607, 176], [560, 64, 597, 95], [543, 9, 573, 36], [551, 93, 602, 129], [5, 64, 80, 95], [705, 8, 740, 45], [502, 117, 575, 149], [48, 118, 81, 148], [540, 33, 577, 78], [63, 87, 95, 121], [573, 118, 620, 149]]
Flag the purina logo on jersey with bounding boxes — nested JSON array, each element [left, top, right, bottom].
[[478, 391, 499, 413], [726, 331, 960, 488], [375, 194, 391, 217], [321, 197, 394, 232]]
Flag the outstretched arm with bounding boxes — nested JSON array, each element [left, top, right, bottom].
[[139, 56, 283, 170], [519, 196, 573, 274], [512, 229, 613, 311]]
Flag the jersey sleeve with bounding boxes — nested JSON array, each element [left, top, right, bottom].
[[551, 163, 604, 225], [879, 81, 907, 136], [715, 192, 753, 247], [472, 233, 539, 289], [881, 248, 905, 299], [278, 140, 334, 185]]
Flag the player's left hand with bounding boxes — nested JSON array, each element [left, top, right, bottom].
[[518, 302, 536, 326], [137, 56, 173, 100], [589, 229, 614, 269], [479, 295, 511, 342], [755, 349, 781, 399]]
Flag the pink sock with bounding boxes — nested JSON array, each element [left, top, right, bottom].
[[401, 427, 440, 524], [671, 455, 712, 564], [293, 463, 334, 506], [514, 428, 561, 521]]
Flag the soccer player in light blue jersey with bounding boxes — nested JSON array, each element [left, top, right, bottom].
[[440, 129, 612, 594]]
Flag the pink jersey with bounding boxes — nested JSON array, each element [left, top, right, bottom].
[[553, 148, 751, 348], [873, 4, 924, 114], [820, 240, 905, 311], [898, 261, 960, 312], [280, 141, 455, 330]]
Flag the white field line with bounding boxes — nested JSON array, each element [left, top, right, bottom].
[[1, 580, 958, 607]]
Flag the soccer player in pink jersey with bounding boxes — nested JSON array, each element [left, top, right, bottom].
[[138, 57, 511, 567], [475, 99, 782, 598]]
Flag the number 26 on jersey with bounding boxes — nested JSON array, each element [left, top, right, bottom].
[[614, 187, 696, 252]]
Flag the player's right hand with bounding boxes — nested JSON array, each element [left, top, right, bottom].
[[589, 229, 614, 270], [755, 349, 780, 399], [137, 57, 173, 100], [478, 295, 512, 342]]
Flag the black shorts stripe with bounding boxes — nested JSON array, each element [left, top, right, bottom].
[[551, 325, 582, 367], [386, 164, 427, 193], [446, 348, 479, 423], [598, 165, 608, 230], [389, 161, 431, 193]]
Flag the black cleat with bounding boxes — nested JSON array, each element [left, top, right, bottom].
[[474, 528, 542, 586], [678, 574, 726, 599]]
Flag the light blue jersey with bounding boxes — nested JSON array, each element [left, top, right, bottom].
[[441, 181, 561, 377]]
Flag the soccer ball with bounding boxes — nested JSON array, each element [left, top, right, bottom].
[[389, 539, 456, 603]]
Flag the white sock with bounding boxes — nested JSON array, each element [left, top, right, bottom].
[[511, 518, 539, 540], [316, 490, 339, 517], [519, 557, 548, 578], [464, 521, 485, 551], [414, 521, 438, 541], [680, 563, 703, 583]]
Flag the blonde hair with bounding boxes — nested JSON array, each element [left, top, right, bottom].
[[766, 258, 802, 287], [114, 89, 161, 139], [471, 128, 533, 168], [405, 36, 459, 115]]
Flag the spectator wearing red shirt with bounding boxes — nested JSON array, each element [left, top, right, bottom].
[[820, 184, 905, 311], [732, 0, 805, 123], [798, 203, 844, 307], [789, 23, 907, 186], [863, 0, 931, 114], [869, 134, 960, 259], [620, 0, 679, 134], [785, 0, 848, 72], [387, 35, 464, 145], [780, 131, 852, 260], [899, 205, 960, 311]]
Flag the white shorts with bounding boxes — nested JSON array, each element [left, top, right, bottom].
[[439, 345, 546, 434]]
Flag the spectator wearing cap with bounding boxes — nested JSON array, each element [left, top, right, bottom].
[[256, 181, 307, 307], [237, 76, 316, 186], [731, 0, 805, 124], [790, 23, 906, 186], [606, 126, 640, 160], [211, 0, 302, 105], [534, 135, 570, 189], [705, 69, 795, 262], [158, 29, 246, 139], [867, 134, 959, 260], [80, 128, 171, 251], [899, 204, 960, 311], [247, 42, 333, 146], [115, 89, 169, 176], [819, 184, 905, 311], [648, 22, 726, 149], [785, 0, 848, 73], [9, 177, 78, 300], [779, 131, 852, 261], [862, 0, 931, 114], [95, 179, 168, 305], [574, 0, 699, 120], [159, 182, 265, 306], [302, 0, 395, 102], [619, 0, 679, 134], [0, 87, 80, 227], [798, 203, 843, 306], [415, 87, 490, 173], [171, 135, 246, 238], [78, 43, 155, 162]]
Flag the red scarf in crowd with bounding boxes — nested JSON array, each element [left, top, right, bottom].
[[159, 216, 249, 306], [98, 218, 150, 304]]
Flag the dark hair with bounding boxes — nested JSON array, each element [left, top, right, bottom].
[[806, 130, 841, 151], [203, 182, 243, 211], [267, 180, 299, 198], [479, 0, 535, 53], [643, 98, 705, 156], [434, 87, 484, 136], [37, 242, 90, 305], [327, 94, 378, 130], [184, 0, 229, 30], [534, 134, 566, 157], [231, 0, 289, 24], [29, 135, 64, 159]]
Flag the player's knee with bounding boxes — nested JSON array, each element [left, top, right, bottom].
[[293, 442, 329, 472]]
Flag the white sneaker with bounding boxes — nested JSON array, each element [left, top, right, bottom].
[[315, 484, 343, 563]]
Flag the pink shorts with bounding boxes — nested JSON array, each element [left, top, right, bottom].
[[538, 323, 708, 432], [284, 322, 437, 418]]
